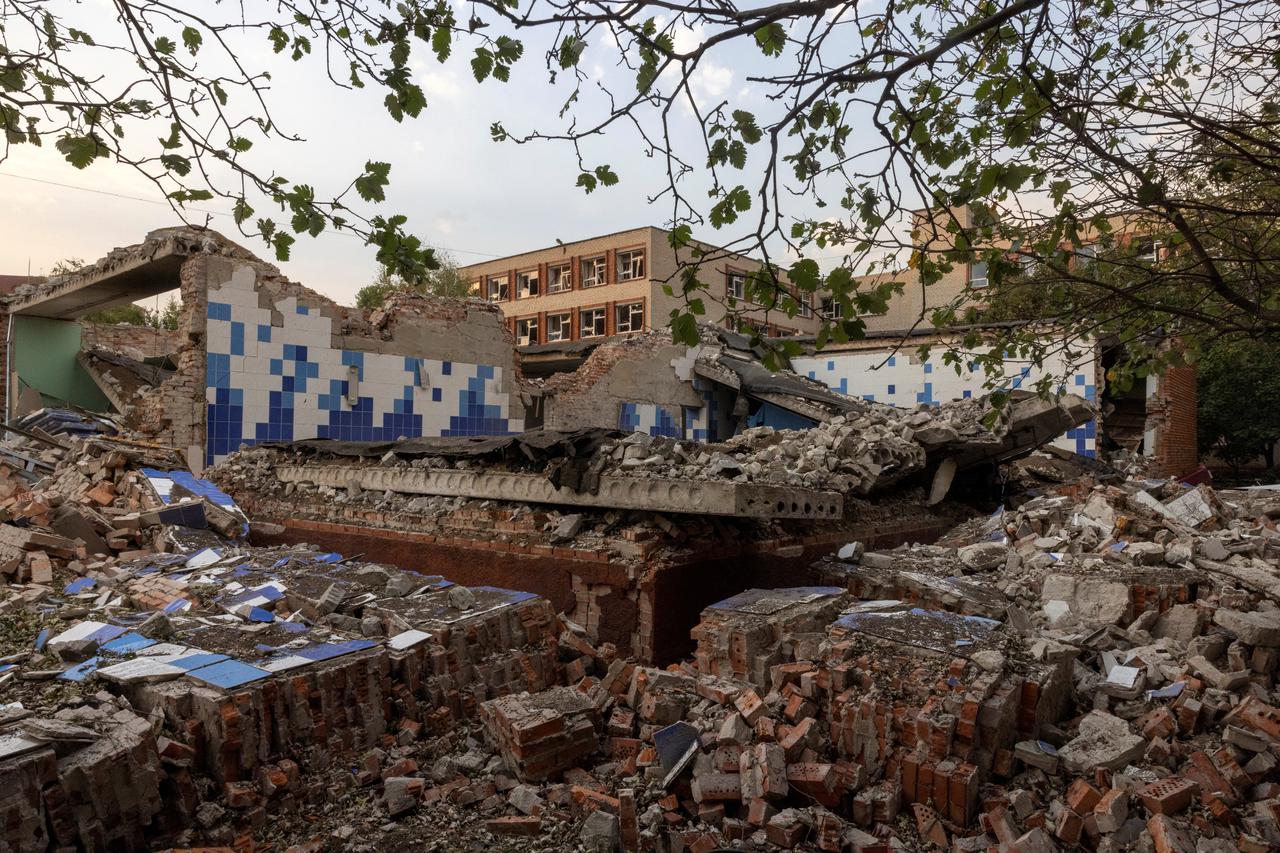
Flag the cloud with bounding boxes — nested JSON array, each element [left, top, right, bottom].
[[420, 71, 462, 100], [691, 61, 733, 100]]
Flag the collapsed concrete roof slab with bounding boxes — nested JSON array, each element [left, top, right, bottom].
[[275, 463, 844, 519], [5, 231, 200, 319]]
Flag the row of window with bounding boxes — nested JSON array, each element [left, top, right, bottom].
[[513, 300, 646, 345], [483, 249, 646, 301], [726, 270, 816, 318]]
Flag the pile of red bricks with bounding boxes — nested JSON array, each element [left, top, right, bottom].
[[480, 687, 602, 781]]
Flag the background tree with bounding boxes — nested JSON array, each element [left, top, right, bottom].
[[1196, 339, 1280, 478], [354, 252, 469, 309], [5, 1, 1277, 378]]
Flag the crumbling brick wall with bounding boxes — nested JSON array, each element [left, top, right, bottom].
[[1148, 363, 1198, 477], [80, 321, 181, 359], [542, 332, 706, 435]]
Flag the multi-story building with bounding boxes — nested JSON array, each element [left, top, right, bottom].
[[458, 227, 823, 345]]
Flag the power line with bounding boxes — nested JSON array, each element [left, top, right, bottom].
[[0, 170, 501, 259]]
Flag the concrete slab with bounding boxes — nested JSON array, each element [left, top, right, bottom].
[[275, 464, 843, 519]]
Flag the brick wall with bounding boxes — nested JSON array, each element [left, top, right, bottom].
[[80, 322, 181, 359], [1149, 364, 1198, 478]]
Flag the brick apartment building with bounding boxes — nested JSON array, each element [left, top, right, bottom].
[[458, 227, 826, 345]]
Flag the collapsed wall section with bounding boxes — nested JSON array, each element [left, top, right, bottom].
[[792, 337, 1101, 457], [540, 332, 730, 440]]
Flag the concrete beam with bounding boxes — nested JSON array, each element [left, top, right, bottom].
[[8, 240, 187, 319], [275, 464, 843, 519]]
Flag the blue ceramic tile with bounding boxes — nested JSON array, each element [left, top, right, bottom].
[[170, 653, 230, 670], [186, 659, 270, 688], [100, 633, 157, 655]]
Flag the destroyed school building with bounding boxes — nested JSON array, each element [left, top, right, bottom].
[[0, 226, 1247, 853], [0, 228, 1198, 660]]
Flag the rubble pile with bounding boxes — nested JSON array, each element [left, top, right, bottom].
[[313, 473, 1280, 853], [0, 421, 579, 851], [6, 400, 1280, 852], [595, 389, 1093, 495]]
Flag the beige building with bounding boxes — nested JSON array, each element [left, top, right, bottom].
[[459, 227, 823, 345]]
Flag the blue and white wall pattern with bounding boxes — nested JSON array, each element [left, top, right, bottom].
[[204, 266, 524, 465], [618, 378, 721, 442], [791, 346, 1098, 457]]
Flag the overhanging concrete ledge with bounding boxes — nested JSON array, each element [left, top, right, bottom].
[[275, 465, 843, 519]]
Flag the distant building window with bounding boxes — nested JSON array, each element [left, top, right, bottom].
[[1134, 237, 1163, 263], [546, 312, 571, 342], [547, 264, 571, 293], [516, 316, 539, 345], [580, 256, 606, 287], [615, 301, 644, 333], [727, 271, 746, 302], [969, 260, 988, 289], [1074, 243, 1099, 269], [616, 249, 645, 281], [579, 307, 606, 337], [819, 297, 843, 320], [486, 275, 509, 301], [796, 293, 813, 318], [517, 270, 539, 298]]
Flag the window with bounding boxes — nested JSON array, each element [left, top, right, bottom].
[[796, 292, 813, 318], [616, 249, 645, 281], [968, 260, 988, 289], [547, 264, 571, 293], [517, 270, 539, 298], [516, 316, 539, 345], [1074, 243, 1099, 269], [579, 307, 606, 337], [727, 271, 746, 302], [468, 280, 482, 297], [486, 275, 509, 301], [580, 256, 606, 287], [615, 301, 644, 333], [1134, 237, 1163, 263], [819, 297, 843, 320], [546, 312, 572, 342]]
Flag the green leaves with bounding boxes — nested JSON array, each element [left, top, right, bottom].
[[575, 165, 619, 193], [754, 23, 786, 57], [558, 36, 585, 69], [354, 161, 392, 202], [709, 185, 751, 228], [470, 37, 522, 83], [181, 26, 202, 56], [55, 133, 108, 168], [432, 26, 452, 62]]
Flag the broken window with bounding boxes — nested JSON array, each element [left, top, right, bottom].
[[614, 301, 644, 333], [969, 260, 988, 289], [516, 316, 539, 345], [796, 293, 813, 318], [819, 297, 843, 320], [727, 271, 746, 302], [486, 275, 509, 301], [579, 307, 606, 337], [616, 249, 645, 281], [547, 264, 571, 293], [516, 270, 539, 298], [580, 256, 606, 287], [546, 312, 571, 341]]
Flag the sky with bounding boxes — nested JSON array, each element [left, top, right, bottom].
[[0, 2, 893, 307]]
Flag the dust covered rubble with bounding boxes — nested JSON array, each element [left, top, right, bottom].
[[361, 474, 1280, 853]]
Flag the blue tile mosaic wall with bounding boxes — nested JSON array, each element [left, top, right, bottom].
[[204, 266, 523, 465], [792, 346, 1098, 457], [618, 377, 721, 443]]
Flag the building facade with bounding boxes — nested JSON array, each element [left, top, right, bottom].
[[458, 227, 823, 345]]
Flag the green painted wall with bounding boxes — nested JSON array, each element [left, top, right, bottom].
[[12, 316, 110, 411]]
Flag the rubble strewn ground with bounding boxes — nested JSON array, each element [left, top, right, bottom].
[[3, 408, 1280, 852]]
